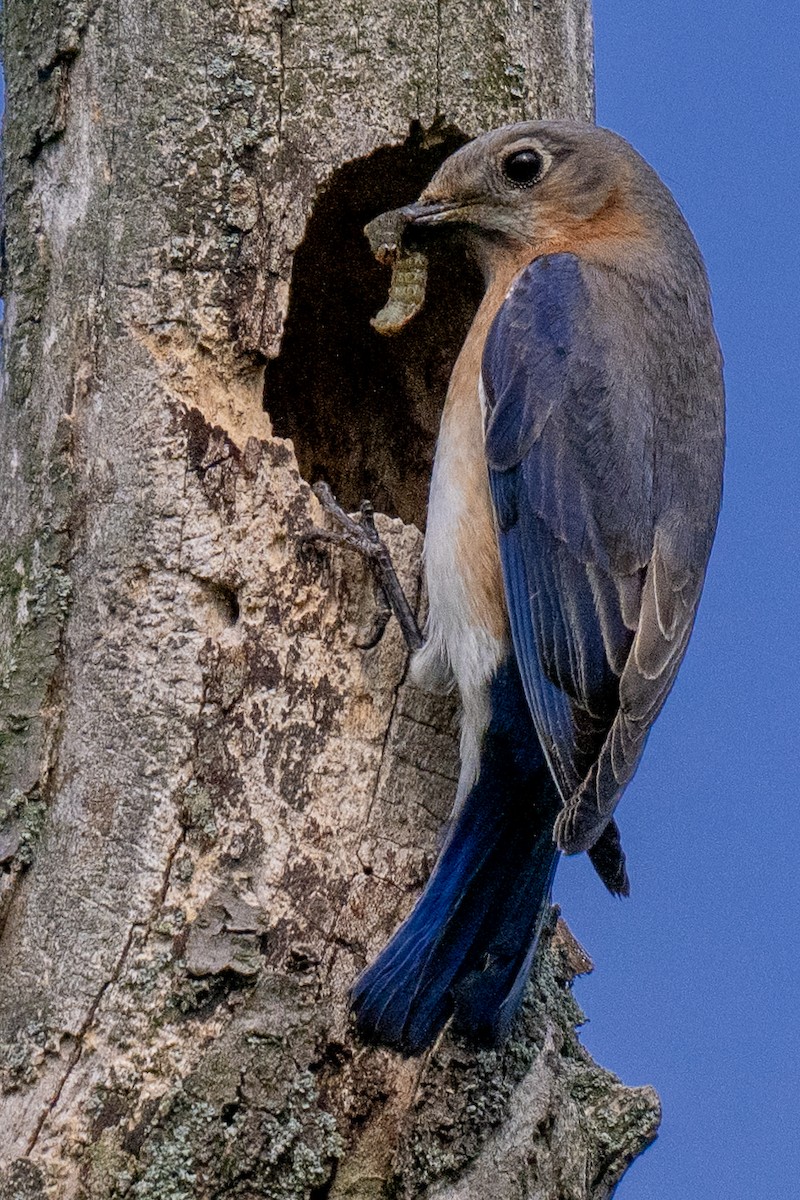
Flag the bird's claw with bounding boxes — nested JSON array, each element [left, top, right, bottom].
[[301, 482, 423, 652]]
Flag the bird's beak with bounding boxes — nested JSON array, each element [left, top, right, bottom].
[[401, 200, 464, 226]]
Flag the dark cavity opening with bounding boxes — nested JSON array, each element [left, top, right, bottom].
[[202, 580, 240, 628], [264, 125, 484, 531]]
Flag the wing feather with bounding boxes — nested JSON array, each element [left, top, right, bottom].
[[482, 252, 722, 854]]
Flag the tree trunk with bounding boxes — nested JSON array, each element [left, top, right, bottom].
[[0, 1, 660, 1196]]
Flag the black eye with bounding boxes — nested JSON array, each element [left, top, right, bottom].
[[502, 149, 544, 188]]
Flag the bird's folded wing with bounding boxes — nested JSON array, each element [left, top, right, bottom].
[[482, 253, 704, 853]]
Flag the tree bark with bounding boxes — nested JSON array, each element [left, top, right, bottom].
[[0, 1, 660, 1197]]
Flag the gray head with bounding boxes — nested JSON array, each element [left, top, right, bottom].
[[404, 121, 701, 276]]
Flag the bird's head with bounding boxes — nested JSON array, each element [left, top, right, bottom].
[[403, 121, 676, 276]]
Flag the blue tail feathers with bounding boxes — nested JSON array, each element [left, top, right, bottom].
[[351, 656, 562, 1055]]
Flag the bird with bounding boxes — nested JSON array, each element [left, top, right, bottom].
[[346, 120, 725, 1055]]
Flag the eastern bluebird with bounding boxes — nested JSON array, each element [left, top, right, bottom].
[[317, 121, 724, 1054]]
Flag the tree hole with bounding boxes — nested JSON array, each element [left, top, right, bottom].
[[263, 124, 484, 531], [200, 580, 240, 629]]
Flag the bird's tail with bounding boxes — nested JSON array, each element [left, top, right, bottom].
[[351, 657, 562, 1055]]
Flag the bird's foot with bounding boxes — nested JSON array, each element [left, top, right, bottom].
[[301, 482, 423, 652]]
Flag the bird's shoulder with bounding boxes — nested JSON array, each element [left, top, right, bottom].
[[483, 248, 723, 575], [484, 247, 723, 465]]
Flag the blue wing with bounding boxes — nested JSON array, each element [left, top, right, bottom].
[[483, 253, 719, 853]]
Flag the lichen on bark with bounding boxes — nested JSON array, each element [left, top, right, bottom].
[[0, 0, 660, 1196]]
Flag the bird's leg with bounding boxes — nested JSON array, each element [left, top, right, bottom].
[[301, 481, 423, 652]]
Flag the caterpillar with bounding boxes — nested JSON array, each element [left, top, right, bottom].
[[364, 207, 428, 336]]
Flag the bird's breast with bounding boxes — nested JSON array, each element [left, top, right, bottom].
[[419, 280, 513, 698]]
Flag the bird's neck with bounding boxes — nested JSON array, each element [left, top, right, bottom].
[[466, 234, 533, 294], [468, 187, 659, 281]]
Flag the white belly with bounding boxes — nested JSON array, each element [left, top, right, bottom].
[[411, 406, 507, 804]]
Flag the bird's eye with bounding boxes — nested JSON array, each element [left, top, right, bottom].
[[502, 149, 544, 188]]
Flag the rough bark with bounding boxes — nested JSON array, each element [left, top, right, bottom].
[[0, 1, 660, 1197]]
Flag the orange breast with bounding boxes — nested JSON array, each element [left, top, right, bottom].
[[439, 264, 527, 641]]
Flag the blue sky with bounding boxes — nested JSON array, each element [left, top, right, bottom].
[[555, 1, 800, 1196]]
